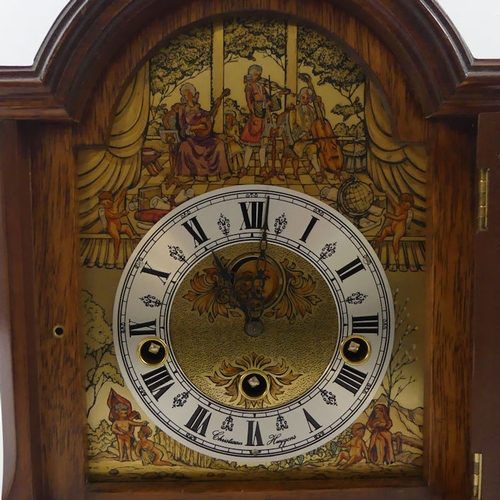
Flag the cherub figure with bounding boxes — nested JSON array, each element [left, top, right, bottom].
[[98, 189, 138, 259], [107, 389, 147, 462], [135, 425, 173, 466], [376, 192, 414, 262], [332, 422, 368, 469]]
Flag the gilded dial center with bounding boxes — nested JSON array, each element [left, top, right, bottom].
[[169, 242, 339, 409]]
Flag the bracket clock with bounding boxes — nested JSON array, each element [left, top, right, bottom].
[[1, 0, 500, 499]]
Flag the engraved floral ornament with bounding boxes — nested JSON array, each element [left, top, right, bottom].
[[183, 255, 322, 324], [207, 352, 302, 409]]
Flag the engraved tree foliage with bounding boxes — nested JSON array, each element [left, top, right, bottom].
[[84, 290, 124, 417], [297, 26, 365, 122], [149, 25, 212, 131], [381, 288, 418, 416], [223, 18, 287, 69]]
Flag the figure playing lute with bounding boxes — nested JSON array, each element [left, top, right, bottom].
[[194, 88, 231, 137], [175, 83, 231, 178]]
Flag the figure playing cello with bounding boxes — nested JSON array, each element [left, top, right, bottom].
[[285, 87, 327, 182], [298, 73, 344, 179]]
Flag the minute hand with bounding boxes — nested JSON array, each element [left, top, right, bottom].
[[253, 196, 270, 311]]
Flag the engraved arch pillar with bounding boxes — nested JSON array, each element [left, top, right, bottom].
[[212, 19, 224, 134]]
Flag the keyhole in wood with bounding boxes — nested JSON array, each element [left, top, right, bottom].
[[53, 325, 65, 338]]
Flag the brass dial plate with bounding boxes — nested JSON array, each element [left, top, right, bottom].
[[170, 243, 339, 409]]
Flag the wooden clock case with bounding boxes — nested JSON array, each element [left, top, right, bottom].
[[0, 0, 499, 498]]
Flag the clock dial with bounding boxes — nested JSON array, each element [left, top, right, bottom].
[[113, 185, 394, 462]]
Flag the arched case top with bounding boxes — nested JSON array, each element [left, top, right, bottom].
[[0, 0, 499, 121]]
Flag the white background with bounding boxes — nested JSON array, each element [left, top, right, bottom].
[[1, 0, 499, 497]]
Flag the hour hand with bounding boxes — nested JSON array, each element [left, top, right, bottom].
[[211, 250, 264, 338], [211, 250, 233, 285], [211, 250, 247, 312]]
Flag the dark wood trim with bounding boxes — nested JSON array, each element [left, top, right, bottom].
[[28, 122, 87, 500], [473, 113, 500, 499], [0, 0, 499, 121], [425, 116, 475, 498], [0, 121, 43, 499], [441, 62, 500, 115], [87, 480, 434, 499]]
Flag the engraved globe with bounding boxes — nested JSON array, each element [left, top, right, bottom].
[[337, 176, 374, 218]]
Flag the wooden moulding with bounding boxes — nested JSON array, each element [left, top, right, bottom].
[[0, 121, 43, 499], [0, 0, 478, 498], [0, 0, 498, 120]]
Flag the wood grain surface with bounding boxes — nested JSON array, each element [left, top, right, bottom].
[[0, 121, 43, 499], [29, 123, 87, 500], [425, 117, 475, 498], [473, 113, 500, 500], [0, 0, 484, 498]]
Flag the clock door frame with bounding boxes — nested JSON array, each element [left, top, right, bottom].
[[472, 112, 500, 499], [0, 0, 498, 498]]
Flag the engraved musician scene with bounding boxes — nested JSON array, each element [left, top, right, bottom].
[[79, 18, 425, 482]]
